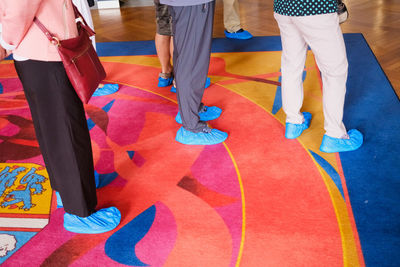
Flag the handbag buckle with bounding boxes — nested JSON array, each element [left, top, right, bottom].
[[51, 36, 61, 47]]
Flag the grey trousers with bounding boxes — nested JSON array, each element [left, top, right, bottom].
[[169, 2, 215, 133]]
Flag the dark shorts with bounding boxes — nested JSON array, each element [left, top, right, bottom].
[[154, 0, 172, 36]]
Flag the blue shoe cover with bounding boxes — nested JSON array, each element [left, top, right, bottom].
[[285, 112, 312, 139], [158, 76, 173, 87], [64, 207, 121, 234], [175, 126, 228, 145], [171, 77, 211, 93], [175, 106, 222, 124], [320, 129, 363, 153], [224, 29, 253, 40], [56, 191, 63, 208], [92, 84, 119, 97]]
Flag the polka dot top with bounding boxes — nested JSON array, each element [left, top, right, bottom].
[[274, 0, 338, 17]]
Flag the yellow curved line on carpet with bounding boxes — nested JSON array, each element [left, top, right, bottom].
[[215, 81, 361, 266], [222, 142, 246, 267], [103, 79, 247, 266]]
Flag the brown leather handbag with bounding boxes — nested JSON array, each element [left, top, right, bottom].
[[34, 5, 106, 104]]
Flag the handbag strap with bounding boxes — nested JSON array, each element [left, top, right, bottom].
[[34, 3, 93, 45], [33, 18, 55, 43], [71, 4, 91, 30]]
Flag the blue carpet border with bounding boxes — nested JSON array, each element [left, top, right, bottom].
[[96, 35, 283, 56], [340, 33, 400, 267]]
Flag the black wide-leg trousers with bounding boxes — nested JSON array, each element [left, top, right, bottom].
[[14, 60, 97, 217], [169, 2, 215, 133]]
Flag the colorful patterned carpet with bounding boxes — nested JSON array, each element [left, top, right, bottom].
[[0, 34, 399, 266]]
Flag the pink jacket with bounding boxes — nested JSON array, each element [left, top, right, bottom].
[[0, 0, 78, 61]]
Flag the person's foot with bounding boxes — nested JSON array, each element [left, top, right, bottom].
[[175, 126, 228, 145], [320, 129, 363, 153], [224, 29, 253, 40], [175, 106, 222, 124], [158, 72, 174, 87], [285, 112, 312, 139], [171, 77, 211, 93], [64, 207, 121, 234], [170, 79, 176, 93]]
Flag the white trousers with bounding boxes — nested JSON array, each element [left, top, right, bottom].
[[274, 13, 348, 138], [223, 0, 241, 32]]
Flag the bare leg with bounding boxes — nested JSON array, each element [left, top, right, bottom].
[[170, 36, 174, 61], [155, 33, 173, 74]]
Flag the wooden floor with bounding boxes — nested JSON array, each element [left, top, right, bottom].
[[92, 0, 400, 96]]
